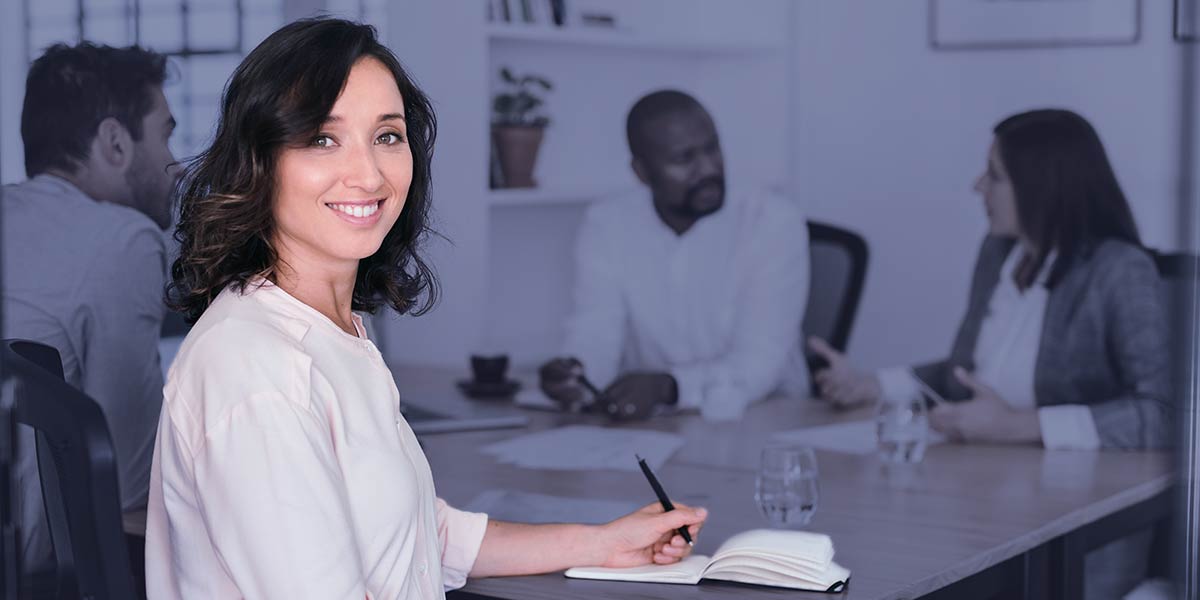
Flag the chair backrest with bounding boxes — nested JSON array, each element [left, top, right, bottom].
[[803, 221, 869, 353], [4, 339, 135, 600], [1151, 249, 1198, 292]]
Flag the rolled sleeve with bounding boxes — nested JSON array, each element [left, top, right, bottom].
[[435, 498, 488, 590], [1039, 405, 1102, 451], [670, 365, 747, 421]]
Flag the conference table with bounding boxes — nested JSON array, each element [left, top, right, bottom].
[[390, 366, 1174, 600]]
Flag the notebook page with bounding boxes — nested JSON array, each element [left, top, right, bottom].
[[701, 530, 838, 588], [703, 560, 850, 592], [711, 529, 833, 563], [564, 554, 709, 585]]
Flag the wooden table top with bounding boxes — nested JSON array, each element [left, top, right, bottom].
[[394, 366, 1173, 600]]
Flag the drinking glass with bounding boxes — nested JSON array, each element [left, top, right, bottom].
[[755, 445, 819, 527], [876, 391, 930, 464]]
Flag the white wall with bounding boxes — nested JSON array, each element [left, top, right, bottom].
[[382, 2, 492, 367], [1, 0, 27, 183], [792, 0, 1187, 370]]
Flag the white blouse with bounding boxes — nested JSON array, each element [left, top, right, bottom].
[[144, 280, 488, 599], [879, 250, 1101, 450]]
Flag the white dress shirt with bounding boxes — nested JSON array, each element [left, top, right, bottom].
[[561, 186, 809, 421], [145, 280, 488, 599], [880, 249, 1101, 449]]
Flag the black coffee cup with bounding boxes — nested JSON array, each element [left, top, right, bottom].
[[470, 354, 509, 384]]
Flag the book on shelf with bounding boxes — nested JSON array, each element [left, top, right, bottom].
[[564, 529, 850, 593], [489, 0, 566, 27], [489, 135, 506, 190]]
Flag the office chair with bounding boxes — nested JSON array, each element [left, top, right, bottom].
[[802, 221, 870, 384], [5, 339, 136, 600]]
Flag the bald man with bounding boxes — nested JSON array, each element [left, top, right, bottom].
[[539, 90, 810, 422]]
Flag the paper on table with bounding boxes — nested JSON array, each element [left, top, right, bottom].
[[513, 388, 559, 411], [770, 420, 946, 456], [481, 425, 684, 471], [465, 489, 640, 525]]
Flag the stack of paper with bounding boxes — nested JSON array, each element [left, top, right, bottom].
[[480, 425, 684, 471], [770, 420, 946, 456], [465, 489, 640, 525]]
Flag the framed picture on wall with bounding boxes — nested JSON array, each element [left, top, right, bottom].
[[929, 0, 1142, 50], [1176, 0, 1199, 41]]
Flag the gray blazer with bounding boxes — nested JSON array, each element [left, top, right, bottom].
[[914, 235, 1172, 449]]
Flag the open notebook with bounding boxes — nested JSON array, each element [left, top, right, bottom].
[[564, 529, 850, 593]]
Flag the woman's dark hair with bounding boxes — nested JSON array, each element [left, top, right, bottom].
[[994, 108, 1142, 288], [21, 42, 168, 177], [167, 17, 439, 322]]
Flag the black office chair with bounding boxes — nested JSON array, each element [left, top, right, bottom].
[[4, 339, 136, 600], [802, 222, 869, 385], [1151, 249, 1198, 312]]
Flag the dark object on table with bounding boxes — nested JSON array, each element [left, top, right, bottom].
[[470, 354, 510, 384], [456, 378, 522, 400]]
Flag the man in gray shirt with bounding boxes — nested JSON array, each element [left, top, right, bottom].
[[2, 42, 179, 571]]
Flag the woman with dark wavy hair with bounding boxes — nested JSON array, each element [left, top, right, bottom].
[[145, 18, 705, 599]]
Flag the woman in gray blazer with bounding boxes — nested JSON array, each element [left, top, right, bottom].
[[809, 109, 1171, 451]]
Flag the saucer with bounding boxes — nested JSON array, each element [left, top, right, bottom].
[[457, 379, 521, 400]]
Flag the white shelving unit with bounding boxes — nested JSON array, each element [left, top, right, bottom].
[[485, 23, 782, 55]]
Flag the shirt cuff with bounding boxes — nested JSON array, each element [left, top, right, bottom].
[[876, 367, 920, 401], [669, 365, 750, 421], [1037, 405, 1102, 450], [669, 365, 706, 411], [435, 498, 489, 590]]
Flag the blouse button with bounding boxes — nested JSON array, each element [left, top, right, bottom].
[[418, 563, 428, 575]]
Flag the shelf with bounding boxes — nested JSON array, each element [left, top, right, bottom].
[[487, 186, 628, 207], [485, 23, 782, 55]]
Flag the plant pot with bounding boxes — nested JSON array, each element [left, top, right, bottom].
[[492, 125, 545, 188]]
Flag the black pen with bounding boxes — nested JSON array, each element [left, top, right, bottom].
[[636, 454, 693, 546], [576, 373, 603, 399]]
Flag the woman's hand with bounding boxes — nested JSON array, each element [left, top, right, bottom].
[[930, 367, 1041, 444], [595, 503, 707, 568], [807, 337, 881, 410]]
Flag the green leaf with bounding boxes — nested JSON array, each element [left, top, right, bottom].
[[493, 95, 516, 114]]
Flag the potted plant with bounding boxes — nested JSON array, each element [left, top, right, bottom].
[[491, 67, 553, 189]]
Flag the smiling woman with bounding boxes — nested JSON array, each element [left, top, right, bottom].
[[167, 18, 438, 324], [148, 17, 706, 600]]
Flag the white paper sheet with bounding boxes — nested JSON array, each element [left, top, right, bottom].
[[770, 420, 946, 456], [480, 425, 684, 471], [513, 388, 559, 411], [465, 489, 640, 525]]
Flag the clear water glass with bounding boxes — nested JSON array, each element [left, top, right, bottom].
[[876, 392, 930, 464], [755, 445, 819, 527]]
